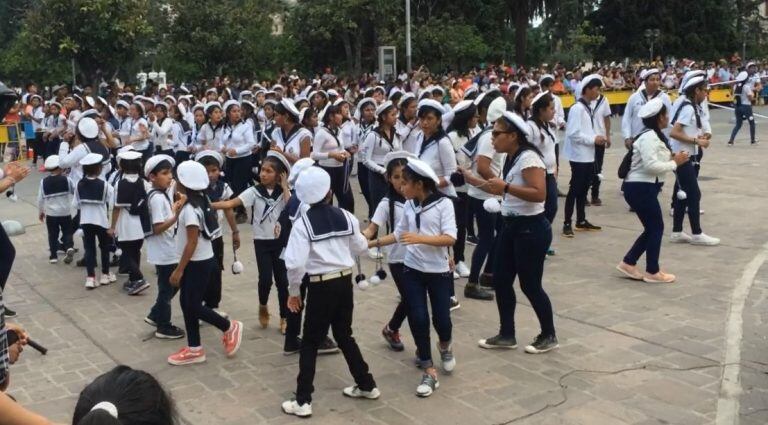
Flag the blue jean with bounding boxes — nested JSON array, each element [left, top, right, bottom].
[[672, 161, 702, 234], [729, 104, 756, 143], [493, 214, 554, 338], [148, 264, 179, 328], [468, 196, 498, 283], [387, 263, 408, 332], [544, 174, 558, 224], [402, 266, 452, 369], [623, 182, 664, 274]]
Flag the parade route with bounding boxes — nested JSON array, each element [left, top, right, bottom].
[[3, 108, 768, 425]]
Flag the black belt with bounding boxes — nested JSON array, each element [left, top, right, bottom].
[[503, 212, 545, 223]]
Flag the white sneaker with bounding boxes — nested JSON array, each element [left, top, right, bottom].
[[108, 273, 117, 283], [669, 208, 674, 217], [282, 400, 312, 417], [455, 261, 470, 278], [453, 271, 460, 280], [670, 232, 692, 243], [690, 233, 720, 246], [99, 274, 111, 285], [85, 277, 98, 289], [368, 247, 383, 260], [342, 385, 381, 399], [49, 258, 58, 264]]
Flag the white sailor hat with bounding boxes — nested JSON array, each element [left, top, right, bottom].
[[85, 96, 96, 108], [116, 100, 130, 109], [736, 71, 749, 82], [500, 111, 532, 143], [117, 145, 135, 156], [144, 154, 175, 178], [241, 100, 256, 111], [295, 166, 331, 204], [272, 84, 285, 92], [473, 91, 489, 107], [375, 100, 395, 117], [638, 97, 665, 119], [177, 103, 187, 117], [452, 99, 474, 114], [195, 150, 224, 167], [405, 158, 439, 185], [118, 150, 142, 161], [356, 97, 376, 113], [464, 86, 478, 97], [223, 99, 239, 113], [327, 89, 340, 98], [155, 101, 169, 110], [79, 152, 104, 166], [374, 85, 387, 94], [388, 87, 403, 99], [192, 103, 205, 113], [333, 97, 348, 107], [486, 97, 508, 123], [513, 86, 526, 103], [417, 99, 444, 116], [176, 160, 209, 191], [580, 74, 603, 94], [288, 157, 315, 186], [44, 155, 60, 170], [746, 61, 757, 69], [120, 92, 135, 100], [640, 68, 660, 80], [264, 99, 278, 107], [49, 101, 62, 109], [239, 90, 253, 99], [77, 117, 99, 139], [107, 105, 116, 118], [80, 109, 100, 120], [133, 101, 145, 115], [383, 151, 415, 168], [398, 93, 416, 107], [538, 74, 555, 85], [163, 95, 176, 104], [678, 70, 706, 94], [204, 101, 222, 114], [205, 88, 218, 95], [265, 150, 291, 173], [531, 90, 550, 107], [97, 96, 109, 107], [279, 98, 301, 120], [681, 75, 706, 92]]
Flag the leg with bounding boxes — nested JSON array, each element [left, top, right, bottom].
[[204, 237, 224, 309], [82, 225, 97, 277], [187, 259, 231, 332], [729, 105, 745, 143], [452, 193, 467, 264], [544, 174, 559, 224], [575, 162, 593, 223], [95, 228, 111, 274], [329, 276, 376, 391], [295, 282, 335, 405], [402, 267, 433, 368], [149, 264, 179, 327], [425, 272, 453, 345], [590, 145, 605, 201], [622, 184, 650, 267], [469, 198, 496, 283], [357, 166, 371, 218], [272, 251, 290, 319], [674, 162, 702, 234], [746, 106, 756, 142], [61, 216, 74, 250], [515, 217, 555, 337], [45, 217, 59, 259], [367, 170, 388, 218], [387, 263, 408, 332], [492, 223, 519, 337], [255, 244, 274, 307], [564, 161, 578, 223]]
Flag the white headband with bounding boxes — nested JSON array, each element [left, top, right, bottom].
[[91, 401, 118, 418]]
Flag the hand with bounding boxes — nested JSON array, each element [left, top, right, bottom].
[[232, 232, 241, 250], [172, 197, 186, 214], [673, 151, 690, 166], [38, 212, 45, 222], [169, 267, 183, 287], [227, 148, 238, 157], [624, 138, 634, 149], [486, 177, 508, 195], [287, 296, 303, 313], [400, 232, 424, 245], [703, 133, 712, 140], [270, 145, 283, 154], [448, 258, 455, 272], [5, 323, 29, 346], [3, 162, 31, 183], [594, 135, 607, 146], [106, 228, 115, 237], [347, 146, 358, 155], [605, 138, 612, 148], [274, 222, 282, 238], [696, 137, 710, 149]]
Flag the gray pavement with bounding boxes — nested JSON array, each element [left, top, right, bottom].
[[2, 107, 768, 424]]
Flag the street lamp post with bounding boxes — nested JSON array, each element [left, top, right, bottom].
[[644, 29, 660, 63], [405, 0, 412, 72]]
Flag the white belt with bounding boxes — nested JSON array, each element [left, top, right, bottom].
[[308, 268, 352, 283]]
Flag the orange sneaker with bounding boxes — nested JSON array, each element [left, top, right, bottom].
[[222, 320, 243, 357], [167, 347, 206, 366]]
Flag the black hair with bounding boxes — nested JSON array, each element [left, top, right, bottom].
[[148, 160, 173, 176], [274, 103, 297, 124], [417, 106, 442, 120], [464, 90, 479, 101], [198, 156, 221, 170], [539, 76, 554, 89], [72, 365, 176, 425], [131, 103, 145, 118], [82, 163, 103, 177], [376, 104, 396, 125], [262, 155, 288, 178], [156, 103, 168, 126], [498, 116, 543, 158], [389, 91, 403, 106], [321, 104, 340, 127], [402, 164, 437, 193], [205, 105, 223, 128], [684, 80, 706, 102], [531, 93, 554, 129], [476, 90, 501, 114], [512, 86, 532, 116], [119, 158, 142, 174], [641, 104, 670, 148], [302, 108, 317, 128], [385, 158, 408, 230], [581, 76, 603, 94], [446, 104, 477, 139]]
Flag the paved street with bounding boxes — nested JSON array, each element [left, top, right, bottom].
[[2, 108, 767, 425]]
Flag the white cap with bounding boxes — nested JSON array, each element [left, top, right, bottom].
[[204, 101, 222, 114], [452, 100, 474, 114], [288, 158, 315, 186], [405, 158, 439, 185], [538, 74, 555, 85], [85, 96, 96, 108], [640, 68, 660, 81], [223, 99, 239, 113], [681, 75, 706, 92], [464, 86, 478, 97], [116, 100, 130, 109], [118, 150, 142, 161], [375, 100, 395, 117], [144, 154, 176, 178], [500, 111, 532, 143], [177, 160, 210, 191], [77, 117, 99, 139], [383, 151, 415, 168], [195, 150, 224, 167], [746, 61, 756, 69], [280, 98, 301, 120], [580, 74, 603, 94], [638, 97, 665, 119], [116, 145, 135, 156], [79, 153, 104, 166], [486, 97, 508, 123], [44, 155, 60, 170], [531, 90, 550, 107], [398, 93, 416, 107], [300, 107, 312, 124], [417, 99, 444, 116], [266, 150, 291, 173], [295, 166, 331, 204], [241, 100, 256, 111], [678, 70, 706, 94]]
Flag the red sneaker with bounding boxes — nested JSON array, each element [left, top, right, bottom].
[[222, 320, 243, 357], [167, 347, 206, 366]]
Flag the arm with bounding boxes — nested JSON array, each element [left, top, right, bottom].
[[361, 221, 380, 240], [636, 137, 678, 175], [152, 195, 185, 235], [480, 164, 547, 202], [0, 392, 57, 425], [284, 223, 310, 296], [362, 133, 386, 174], [129, 122, 149, 142], [437, 139, 457, 188], [108, 207, 120, 236], [58, 144, 84, 169], [299, 136, 311, 159], [211, 197, 244, 210], [311, 131, 330, 161], [476, 155, 495, 180]]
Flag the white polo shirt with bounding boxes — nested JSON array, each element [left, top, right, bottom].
[[395, 196, 456, 273]]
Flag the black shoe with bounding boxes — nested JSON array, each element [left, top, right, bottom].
[[3, 307, 17, 318], [465, 235, 479, 246], [464, 282, 494, 301], [126, 279, 151, 295], [118, 266, 129, 275], [478, 334, 518, 349], [524, 334, 559, 354], [562, 223, 574, 237], [590, 198, 602, 207], [155, 325, 185, 339], [284, 337, 302, 355], [575, 220, 601, 231], [318, 337, 340, 354], [727, 141, 734, 146], [109, 255, 120, 267], [76, 258, 86, 267]]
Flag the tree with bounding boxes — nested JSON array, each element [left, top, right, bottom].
[[505, 0, 559, 66]]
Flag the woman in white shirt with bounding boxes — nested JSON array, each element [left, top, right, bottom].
[[271, 99, 312, 165], [196, 102, 224, 153], [354, 98, 377, 218], [313, 104, 353, 211], [170, 104, 192, 164], [363, 101, 402, 215], [617, 98, 689, 284], [127, 102, 151, 164], [221, 101, 256, 222], [461, 111, 558, 355], [528, 92, 559, 249], [151, 102, 174, 157]]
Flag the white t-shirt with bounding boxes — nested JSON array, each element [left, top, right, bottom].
[[528, 121, 557, 174], [670, 102, 702, 156], [371, 197, 406, 264], [176, 204, 214, 262], [395, 196, 457, 273], [130, 118, 150, 151], [416, 134, 457, 198], [113, 174, 148, 242], [238, 186, 286, 240], [591, 95, 612, 137], [501, 150, 546, 217], [146, 190, 180, 265], [467, 131, 506, 201]]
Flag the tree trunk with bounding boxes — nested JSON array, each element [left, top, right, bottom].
[[354, 27, 362, 76], [342, 31, 354, 74], [513, 4, 528, 66]]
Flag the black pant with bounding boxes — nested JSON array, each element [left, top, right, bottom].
[[204, 237, 224, 309], [46, 215, 73, 259], [623, 182, 664, 274], [31, 132, 43, 163], [285, 275, 308, 340], [590, 145, 605, 200], [322, 165, 354, 213], [493, 214, 555, 338], [117, 239, 143, 282], [175, 151, 191, 165], [44, 138, 61, 159], [357, 165, 372, 218], [453, 193, 468, 263], [367, 169, 388, 216], [254, 240, 289, 318], [179, 258, 230, 347], [564, 161, 593, 224], [387, 263, 408, 332], [469, 197, 498, 283], [0, 225, 16, 291], [295, 274, 375, 404], [729, 104, 756, 143], [672, 161, 702, 234], [82, 224, 111, 277], [148, 264, 179, 328], [544, 174, 558, 224], [226, 155, 253, 196]]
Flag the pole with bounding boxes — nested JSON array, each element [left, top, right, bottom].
[[71, 58, 76, 87], [405, 0, 412, 72], [650, 40, 653, 63]]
